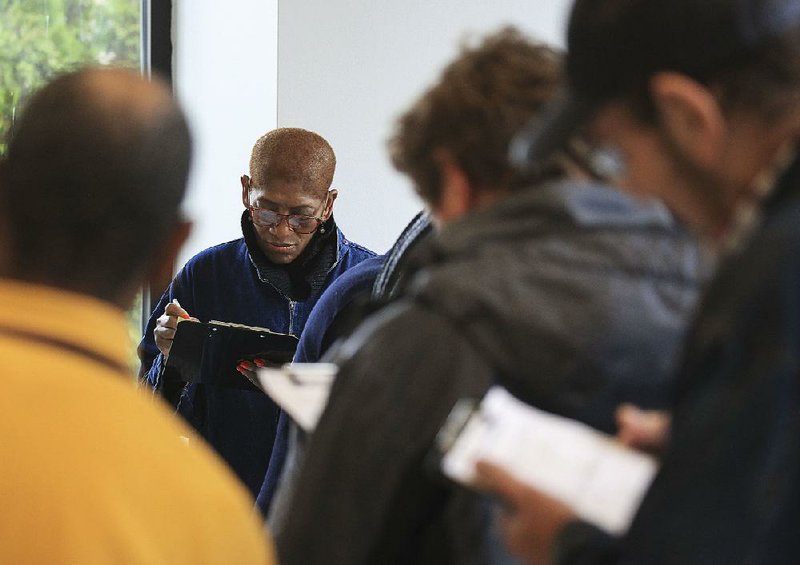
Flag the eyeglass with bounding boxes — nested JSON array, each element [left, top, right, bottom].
[[249, 197, 328, 234]]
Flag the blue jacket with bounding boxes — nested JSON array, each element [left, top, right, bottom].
[[260, 213, 432, 517], [139, 220, 374, 497], [256, 254, 386, 514]]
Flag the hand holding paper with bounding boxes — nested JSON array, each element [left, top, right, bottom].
[[475, 461, 575, 565], [616, 404, 671, 455], [438, 387, 657, 535]]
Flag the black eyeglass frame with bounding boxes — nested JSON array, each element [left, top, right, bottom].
[[247, 193, 329, 235]]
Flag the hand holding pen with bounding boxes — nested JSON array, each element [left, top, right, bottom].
[[154, 298, 197, 358]]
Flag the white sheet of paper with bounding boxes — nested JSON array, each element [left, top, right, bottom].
[[442, 386, 658, 534], [256, 363, 337, 432]]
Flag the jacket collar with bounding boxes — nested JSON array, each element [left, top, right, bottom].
[[430, 179, 679, 259], [241, 211, 340, 300]]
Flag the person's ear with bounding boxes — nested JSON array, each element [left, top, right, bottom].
[[241, 175, 251, 209], [323, 188, 338, 219], [432, 151, 473, 224], [650, 72, 726, 168]]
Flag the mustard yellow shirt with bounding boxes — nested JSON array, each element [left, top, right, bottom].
[[0, 280, 276, 564]]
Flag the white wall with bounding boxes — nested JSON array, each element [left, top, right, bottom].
[[172, 1, 572, 261], [173, 0, 279, 268], [277, 0, 572, 253]]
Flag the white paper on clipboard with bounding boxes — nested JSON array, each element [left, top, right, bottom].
[[256, 363, 338, 432], [440, 386, 658, 534]]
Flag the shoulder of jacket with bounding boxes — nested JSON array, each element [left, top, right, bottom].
[[182, 238, 247, 267], [339, 235, 376, 258]]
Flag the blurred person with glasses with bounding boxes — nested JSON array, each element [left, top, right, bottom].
[[0, 67, 277, 564], [139, 128, 375, 506]]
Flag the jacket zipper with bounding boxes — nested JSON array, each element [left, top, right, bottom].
[[288, 300, 296, 336]]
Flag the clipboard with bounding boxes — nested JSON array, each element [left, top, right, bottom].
[[162, 319, 299, 390]]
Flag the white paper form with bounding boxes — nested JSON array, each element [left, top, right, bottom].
[[441, 386, 658, 534]]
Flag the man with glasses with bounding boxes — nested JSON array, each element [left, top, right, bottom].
[[139, 128, 374, 502]]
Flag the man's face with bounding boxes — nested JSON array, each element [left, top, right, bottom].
[[241, 175, 335, 265]]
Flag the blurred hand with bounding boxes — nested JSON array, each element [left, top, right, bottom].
[[475, 461, 576, 565], [154, 300, 195, 357], [616, 404, 671, 456], [236, 358, 280, 391]]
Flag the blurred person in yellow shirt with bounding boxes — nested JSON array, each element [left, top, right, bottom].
[[0, 67, 275, 564]]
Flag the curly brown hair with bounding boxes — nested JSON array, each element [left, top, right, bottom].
[[388, 27, 563, 207]]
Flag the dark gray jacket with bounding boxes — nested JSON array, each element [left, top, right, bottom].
[[554, 157, 800, 565], [276, 179, 709, 565]]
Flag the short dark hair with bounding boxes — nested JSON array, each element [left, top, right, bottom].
[[249, 128, 336, 195], [594, 0, 800, 124], [1, 67, 191, 304], [707, 30, 800, 123], [388, 27, 563, 207], [516, 0, 800, 166]]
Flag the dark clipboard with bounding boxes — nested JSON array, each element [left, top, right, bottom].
[[161, 319, 299, 391]]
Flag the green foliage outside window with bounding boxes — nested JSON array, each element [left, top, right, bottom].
[[0, 0, 141, 156], [1, 0, 144, 371]]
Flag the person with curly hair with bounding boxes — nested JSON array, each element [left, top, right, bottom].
[[274, 27, 706, 565]]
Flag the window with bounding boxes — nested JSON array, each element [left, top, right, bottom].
[[0, 0, 143, 155], [1, 0, 146, 367]]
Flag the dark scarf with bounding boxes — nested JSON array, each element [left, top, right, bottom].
[[241, 211, 338, 301]]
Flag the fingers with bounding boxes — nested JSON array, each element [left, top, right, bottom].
[[154, 300, 192, 358], [474, 460, 527, 509], [156, 312, 178, 331], [154, 319, 176, 357], [476, 460, 576, 565], [616, 404, 671, 454], [496, 510, 535, 563], [164, 300, 190, 320], [237, 360, 263, 391]]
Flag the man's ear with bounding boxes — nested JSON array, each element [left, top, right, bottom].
[[432, 151, 473, 225], [240, 175, 251, 209], [650, 72, 726, 167], [324, 188, 338, 219]]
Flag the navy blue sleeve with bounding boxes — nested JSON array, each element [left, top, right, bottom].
[[255, 255, 386, 516]]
